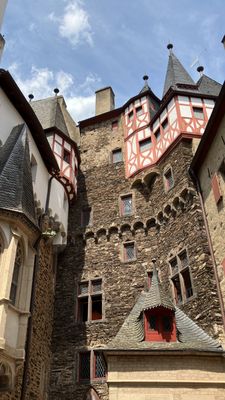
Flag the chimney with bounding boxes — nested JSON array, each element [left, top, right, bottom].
[[95, 87, 115, 116]]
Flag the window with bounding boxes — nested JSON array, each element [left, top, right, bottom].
[[123, 242, 136, 262], [112, 120, 118, 130], [155, 128, 161, 142], [112, 148, 123, 163], [139, 137, 152, 152], [144, 308, 176, 342], [81, 207, 92, 227], [128, 110, 134, 121], [63, 148, 71, 163], [164, 167, 174, 192], [193, 106, 204, 119], [161, 118, 168, 131], [78, 351, 106, 382], [77, 279, 103, 322], [10, 241, 23, 306], [136, 106, 143, 117], [169, 250, 193, 304], [120, 194, 133, 216]]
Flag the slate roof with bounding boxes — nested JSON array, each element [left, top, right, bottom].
[[163, 51, 196, 97], [0, 124, 37, 226], [197, 74, 222, 97], [31, 96, 69, 137], [107, 269, 222, 353]]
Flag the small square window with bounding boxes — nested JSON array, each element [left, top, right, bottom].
[[136, 106, 143, 117], [164, 168, 174, 191], [120, 194, 133, 216], [193, 107, 204, 119], [112, 120, 118, 130], [81, 207, 92, 227], [123, 242, 136, 262], [155, 128, 161, 142], [139, 137, 152, 152], [63, 148, 71, 163], [112, 149, 123, 163], [161, 118, 168, 131]]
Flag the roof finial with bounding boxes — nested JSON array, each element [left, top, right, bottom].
[[28, 94, 34, 102], [54, 88, 60, 96], [197, 65, 204, 76], [151, 258, 158, 280], [221, 35, 225, 49], [167, 43, 173, 54]]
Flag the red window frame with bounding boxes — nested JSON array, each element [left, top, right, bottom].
[[78, 351, 107, 383], [144, 307, 176, 342]]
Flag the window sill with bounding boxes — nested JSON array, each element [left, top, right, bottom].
[[122, 258, 137, 264]]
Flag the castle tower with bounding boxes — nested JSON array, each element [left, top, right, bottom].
[[49, 47, 224, 400]]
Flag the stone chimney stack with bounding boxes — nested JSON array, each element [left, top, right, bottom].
[[95, 87, 115, 116]]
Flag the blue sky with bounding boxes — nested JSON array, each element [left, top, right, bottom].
[[1, 0, 225, 121]]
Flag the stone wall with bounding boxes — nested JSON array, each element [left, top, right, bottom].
[[198, 113, 225, 309], [49, 118, 223, 400], [0, 238, 55, 400]]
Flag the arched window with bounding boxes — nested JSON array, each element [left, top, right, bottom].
[[10, 241, 23, 306], [0, 362, 12, 391]]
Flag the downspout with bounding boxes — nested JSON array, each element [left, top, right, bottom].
[[21, 175, 54, 399], [189, 167, 225, 330]]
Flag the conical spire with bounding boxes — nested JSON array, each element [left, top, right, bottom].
[[163, 44, 195, 97], [142, 262, 175, 312], [0, 124, 37, 225]]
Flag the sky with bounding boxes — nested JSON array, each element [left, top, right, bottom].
[[1, 0, 225, 121]]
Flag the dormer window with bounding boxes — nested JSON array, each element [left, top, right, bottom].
[[144, 307, 176, 342]]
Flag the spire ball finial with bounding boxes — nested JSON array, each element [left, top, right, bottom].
[[197, 65, 204, 76], [28, 94, 34, 102], [167, 43, 173, 50], [54, 88, 60, 96], [143, 74, 149, 82]]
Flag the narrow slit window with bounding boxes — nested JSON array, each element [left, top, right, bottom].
[[124, 242, 136, 262], [79, 352, 90, 381], [120, 194, 132, 216]]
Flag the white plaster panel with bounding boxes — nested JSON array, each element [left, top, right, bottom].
[[28, 131, 49, 212], [47, 136, 53, 147], [55, 134, 62, 144], [134, 99, 140, 106], [55, 154, 61, 167], [55, 142, 62, 156], [180, 105, 192, 117], [138, 131, 144, 141], [48, 179, 68, 240], [0, 88, 24, 145], [127, 141, 131, 158], [131, 136, 137, 154], [206, 108, 213, 119], [5, 307, 19, 348], [204, 99, 215, 108], [169, 108, 177, 124], [167, 98, 175, 112], [64, 141, 71, 151], [178, 96, 189, 103]]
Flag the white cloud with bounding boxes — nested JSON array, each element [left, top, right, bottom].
[[8, 64, 99, 121], [49, 1, 93, 47]]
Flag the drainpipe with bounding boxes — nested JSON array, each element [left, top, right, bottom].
[[189, 168, 225, 330], [20, 235, 42, 400]]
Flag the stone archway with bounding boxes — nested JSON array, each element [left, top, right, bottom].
[[85, 387, 101, 400]]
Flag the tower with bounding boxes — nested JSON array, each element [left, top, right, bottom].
[[49, 46, 224, 400]]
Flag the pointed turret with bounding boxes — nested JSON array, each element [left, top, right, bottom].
[[0, 124, 37, 225], [163, 44, 195, 97]]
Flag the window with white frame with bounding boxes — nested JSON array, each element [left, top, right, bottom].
[[10, 241, 23, 306], [169, 249, 193, 304]]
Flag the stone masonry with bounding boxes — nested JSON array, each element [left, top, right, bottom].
[[49, 115, 223, 400]]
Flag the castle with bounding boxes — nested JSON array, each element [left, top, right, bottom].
[[0, 3, 225, 400]]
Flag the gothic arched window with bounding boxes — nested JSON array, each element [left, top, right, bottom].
[[10, 241, 23, 306]]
